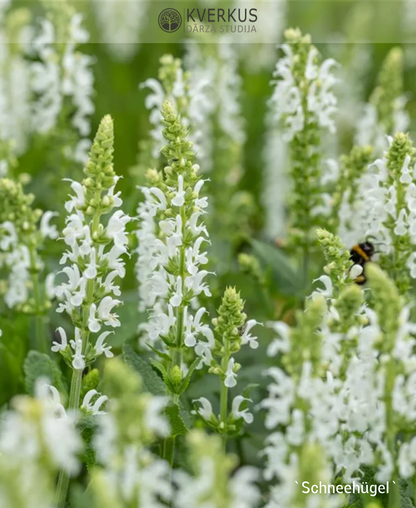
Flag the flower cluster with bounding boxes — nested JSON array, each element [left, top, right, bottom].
[[193, 287, 259, 436], [263, 230, 416, 506], [55, 115, 130, 372], [136, 101, 212, 400], [315, 228, 355, 298], [348, 133, 416, 293], [31, 0, 94, 163], [184, 42, 254, 245], [331, 144, 374, 247], [173, 430, 260, 508], [0, 178, 56, 334], [356, 47, 409, 156], [269, 28, 338, 250], [92, 0, 148, 62], [90, 359, 171, 508], [0, 7, 32, 155], [141, 54, 211, 164], [0, 378, 82, 508]]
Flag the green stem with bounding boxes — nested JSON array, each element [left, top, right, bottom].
[[54, 368, 83, 508], [173, 206, 187, 371], [220, 340, 231, 452], [163, 435, 176, 466], [29, 247, 47, 354]]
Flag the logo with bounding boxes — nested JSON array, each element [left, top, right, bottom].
[[158, 8, 182, 33]]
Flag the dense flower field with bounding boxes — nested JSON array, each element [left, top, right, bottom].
[[2, 1, 416, 508]]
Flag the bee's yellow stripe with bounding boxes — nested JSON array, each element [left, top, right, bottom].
[[352, 245, 369, 261]]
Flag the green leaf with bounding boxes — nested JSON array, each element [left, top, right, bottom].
[[146, 343, 171, 362], [24, 350, 66, 397], [165, 403, 188, 437], [251, 239, 303, 296], [400, 477, 415, 508], [241, 383, 260, 400], [177, 357, 201, 396], [123, 345, 165, 395], [149, 358, 175, 393]]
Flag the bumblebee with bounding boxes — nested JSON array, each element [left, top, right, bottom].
[[349, 241, 375, 285]]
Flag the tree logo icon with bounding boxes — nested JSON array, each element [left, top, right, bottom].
[[158, 8, 182, 33]]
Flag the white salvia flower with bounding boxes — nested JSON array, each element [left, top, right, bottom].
[[269, 33, 338, 142], [145, 396, 171, 437], [71, 328, 85, 370], [94, 331, 114, 358], [349, 264, 363, 280], [174, 431, 260, 508], [52, 327, 68, 352], [55, 116, 129, 372], [0, 378, 82, 475], [184, 41, 245, 173], [241, 319, 261, 349], [348, 134, 416, 287], [92, 0, 148, 61], [82, 389, 108, 415], [142, 53, 213, 166], [224, 358, 237, 388], [31, 6, 94, 164], [312, 275, 333, 299], [234, 0, 287, 70], [229, 466, 261, 508], [267, 321, 291, 357], [0, 7, 32, 156], [0, 221, 31, 308], [91, 362, 172, 506], [135, 103, 213, 380], [231, 396, 254, 424], [192, 397, 214, 421], [355, 48, 409, 156]]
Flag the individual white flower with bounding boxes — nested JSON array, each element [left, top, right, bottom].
[[52, 327, 68, 352], [312, 275, 333, 299], [231, 396, 253, 424], [192, 397, 214, 421], [71, 329, 85, 370], [82, 389, 108, 415], [94, 331, 114, 358], [40, 210, 58, 239], [267, 321, 291, 357], [349, 264, 363, 280], [224, 358, 237, 388], [241, 319, 261, 349]]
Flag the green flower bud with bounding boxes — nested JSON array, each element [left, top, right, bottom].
[[215, 287, 245, 347]]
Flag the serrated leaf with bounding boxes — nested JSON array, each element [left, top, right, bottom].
[[400, 477, 415, 508], [177, 357, 200, 395], [123, 345, 165, 395], [24, 350, 66, 397], [251, 239, 303, 296], [149, 358, 169, 380], [165, 403, 188, 437]]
